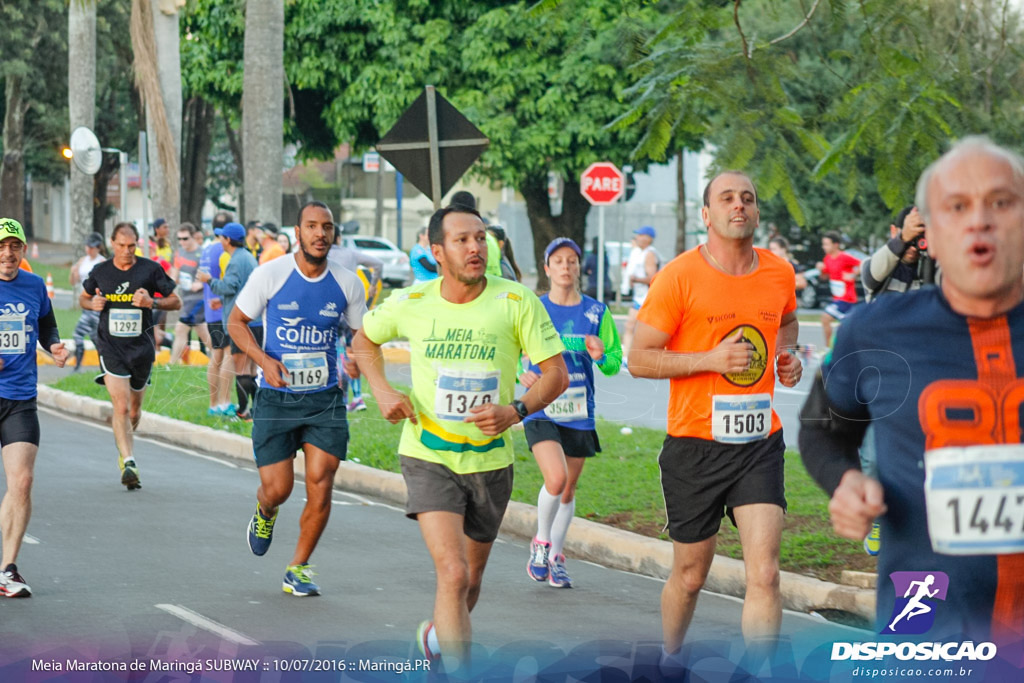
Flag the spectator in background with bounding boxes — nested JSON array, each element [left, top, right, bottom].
[[410, 227, 439, 284], [69, 232, 107, 371], [276, 231, 292, 254], [245, 221, 263, 260], [621, 226, 661, 369], [767, 236, 808, 295], [257, 223, 286, 264], [487, 225, 521, 281], [196, 222, 259, 420], [197, 211, 235, 416], [327, 231, 384, 413], [169, 223, 213, 366], [817, 231, 861, 348], [150, 218, 173, 263], [583, 237, 612, 301]]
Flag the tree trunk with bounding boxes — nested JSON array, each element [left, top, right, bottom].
[[1, 77, 27, 224], [92, 152, 120, 235], [521, 172, 590, 292], [181, 96, 215, 225], [223, 113, 244, 219], [145, 0, 182, 228], [242, 0, 284, 226], [676, 149, 687, 255], [69, 0, 97, 248]]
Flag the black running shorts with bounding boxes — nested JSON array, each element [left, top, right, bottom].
[[524, 419, 601, 458], [230, 325, 264, 355], [251, 386, 349, 467], [400, 456, 513, 543], [207, 321, 230, 350], [0, 397, 40, 447], [659, 430, 786, 544], [95, 352, 153, 392]]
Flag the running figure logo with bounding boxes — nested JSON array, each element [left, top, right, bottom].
[[883, 571, 949, 635]]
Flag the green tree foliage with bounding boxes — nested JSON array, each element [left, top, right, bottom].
[[624, 0, 1024, 243], [2, 0, 137, 231]]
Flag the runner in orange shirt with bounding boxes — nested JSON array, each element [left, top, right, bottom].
[[628, 170, 802, 669]]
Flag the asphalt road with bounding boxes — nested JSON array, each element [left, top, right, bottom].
[[0, 409, 861, 680]]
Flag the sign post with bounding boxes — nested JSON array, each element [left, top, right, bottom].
[[580, 162, 625, 303]]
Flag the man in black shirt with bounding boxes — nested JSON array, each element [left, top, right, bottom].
[[81, 222, 179, 490]]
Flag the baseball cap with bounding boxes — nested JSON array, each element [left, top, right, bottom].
[[214, 222, 246, 241], [544, 237, 582, 263], [0, 218, 27, 244], [85, 232, 104, 248], [151, 217, 167, 231], [633, 225, 656, 238]]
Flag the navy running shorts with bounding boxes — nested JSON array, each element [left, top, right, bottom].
[[524, 419, 601, 458], [400, 456, 513, 543], [251, 386, 349, 467], [659, 430, 786, 544], [824, 299, 856, 320]]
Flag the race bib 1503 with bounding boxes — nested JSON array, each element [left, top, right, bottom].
[[711, 393, 771, 444]]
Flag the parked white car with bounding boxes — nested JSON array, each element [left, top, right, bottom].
[[341, 236, 412, 287]]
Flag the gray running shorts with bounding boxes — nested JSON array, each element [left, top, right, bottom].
[[400, 455, 513, 543]]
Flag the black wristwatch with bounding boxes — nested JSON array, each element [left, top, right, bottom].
[[511, 399, 529, 422]]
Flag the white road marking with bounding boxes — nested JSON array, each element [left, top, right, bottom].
[[155, 604, 260, 646], [23, 534, 40, 545], [337, 490, 405, 513]]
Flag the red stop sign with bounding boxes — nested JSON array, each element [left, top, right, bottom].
[[580, 162, 624, 205]]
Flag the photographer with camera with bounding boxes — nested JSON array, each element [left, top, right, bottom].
[[853, 205, 938, 557], [862, 205, 937, 301]]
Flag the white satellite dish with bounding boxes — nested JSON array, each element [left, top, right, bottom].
[[69, 126, 102, 175]]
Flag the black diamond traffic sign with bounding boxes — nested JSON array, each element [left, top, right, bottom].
[[376, 86, 489, 208]]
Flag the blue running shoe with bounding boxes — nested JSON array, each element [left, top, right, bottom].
[[283, 564, 320, 596], [864, 521, 881, 556], [416, 620, 440, 661], [527, 537, 550, 582], [247, 504, 277, 556], [548, 554, 573, 588]]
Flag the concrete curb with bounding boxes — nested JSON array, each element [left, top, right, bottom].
[[36, 385, 875, 622]]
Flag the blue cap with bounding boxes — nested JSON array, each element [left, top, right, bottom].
[[215, 222, 246, 241], [544, 237, 582, 263], [633, 225, 656, 238]]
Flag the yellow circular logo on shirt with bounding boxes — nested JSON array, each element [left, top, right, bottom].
[[722, 324, 768, 387]]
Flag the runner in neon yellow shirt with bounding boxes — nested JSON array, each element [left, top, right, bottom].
[[354, 205, 567, 672]]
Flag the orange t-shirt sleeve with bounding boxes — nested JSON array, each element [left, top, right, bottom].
[[637, 259, 685, 336]]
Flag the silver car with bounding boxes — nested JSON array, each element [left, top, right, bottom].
[[341, 236, 412, 287]]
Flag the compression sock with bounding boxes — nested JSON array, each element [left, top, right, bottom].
[[549, 498, 576, 558], [536, 487, 560, 542]]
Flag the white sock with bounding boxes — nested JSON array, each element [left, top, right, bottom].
[[536, 487, 561, 543], [549, 498, 576, 557], [427, 623, 440, 654]]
